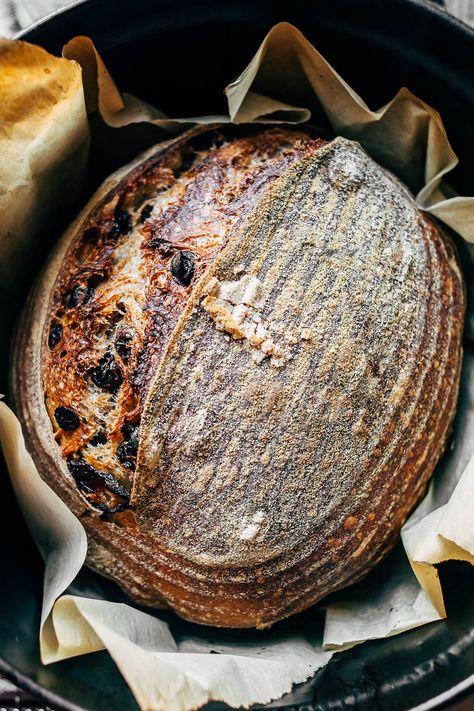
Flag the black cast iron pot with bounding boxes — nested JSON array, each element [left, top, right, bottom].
[[1, 1, 474, 709]]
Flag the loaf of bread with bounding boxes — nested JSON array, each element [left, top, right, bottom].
[[12, 125, 464, 628]]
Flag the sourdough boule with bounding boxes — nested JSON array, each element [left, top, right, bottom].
[[12, 125, 465, 628]]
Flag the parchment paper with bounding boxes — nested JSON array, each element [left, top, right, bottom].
[[0, 39, 89, 291], [1, 21, 474, 711]]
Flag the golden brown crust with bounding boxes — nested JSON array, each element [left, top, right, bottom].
[[11, 128, 464, 628], [40, 125, 327, 510]]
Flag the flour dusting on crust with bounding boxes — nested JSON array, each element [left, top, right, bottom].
[[201, 274, 290, 367]]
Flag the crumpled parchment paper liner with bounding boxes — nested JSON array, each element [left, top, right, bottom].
[[1, 20, 474, 711], [402, 456, 474, 617], [49, 597, 332, 711], [323, 547, 443, 651], [63, 23, 474, 242], [0, 38, 89, 330]]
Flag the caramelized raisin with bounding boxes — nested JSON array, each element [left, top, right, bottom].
[[170, 250, 195, 287], [54, 406, 80, 431], [99, 501, 130, 517], [109, 206, 132, 238], [83, 226, 100, 242], [139, 204, 153, 223], [67, 460, 130, 498], [88, 273, 106, 290], [115, 330, 133, 363], [117, 421, 139, 469], [122, 421, 139, 450], [90, 352, 123, 393], [48, 320, 62, 349], [90, 431, 107, 446], [116, 443, 135, 469], [66, 285, 94, 308]]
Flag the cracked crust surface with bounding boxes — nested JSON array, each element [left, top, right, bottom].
[[12, 127, 464, 627]]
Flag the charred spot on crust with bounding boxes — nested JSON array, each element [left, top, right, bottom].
[[54, 406, 80, 431], [117, 421, 139, 470], [109, 206, 132, 238], [90, 352, 123, 393], [48, 320, 63, 349], [170, 250, 195, 287]]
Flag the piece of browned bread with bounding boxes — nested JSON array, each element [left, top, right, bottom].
[[12, 125, 464, 628]]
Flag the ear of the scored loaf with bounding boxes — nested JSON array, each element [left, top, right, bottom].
[[133, 137, 463, 590]]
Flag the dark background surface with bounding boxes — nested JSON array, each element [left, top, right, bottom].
[[1, 0, 474, 710]]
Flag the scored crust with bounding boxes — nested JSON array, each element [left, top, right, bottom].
[[12, 125, 465, 628], [39, 125, 327, 510]]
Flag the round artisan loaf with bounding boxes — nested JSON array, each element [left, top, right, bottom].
[[12, 124, 464, 628]]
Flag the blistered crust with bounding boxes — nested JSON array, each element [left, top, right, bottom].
[[12, 128, 464, 628]]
